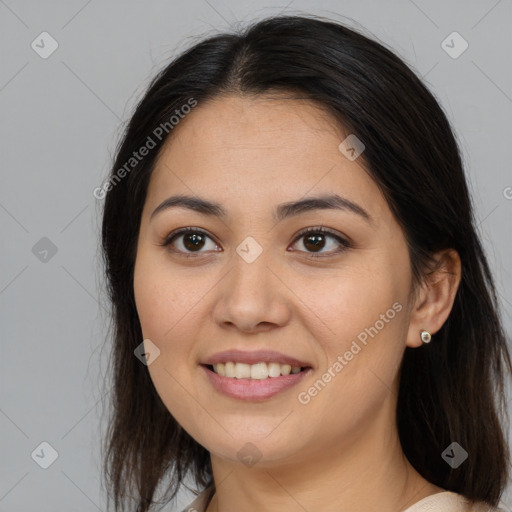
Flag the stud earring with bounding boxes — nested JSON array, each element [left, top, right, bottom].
[[420, 330, 431, 344]]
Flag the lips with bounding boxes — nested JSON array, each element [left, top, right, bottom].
[[199, 349, 314, 400], [201, 349, 313, 369], [200, 364, 313, 401]]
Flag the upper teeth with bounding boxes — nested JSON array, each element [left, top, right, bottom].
[[213, 362, 303, 379]]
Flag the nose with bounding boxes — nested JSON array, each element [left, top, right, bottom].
[[212, 248, 292, 334]]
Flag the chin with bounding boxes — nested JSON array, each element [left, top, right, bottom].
[[203, 428, 309, 468]]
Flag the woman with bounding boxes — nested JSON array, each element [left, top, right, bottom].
[[100, 15, 511, 512]]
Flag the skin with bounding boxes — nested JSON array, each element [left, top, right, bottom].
[[133, 94, 461, 512]]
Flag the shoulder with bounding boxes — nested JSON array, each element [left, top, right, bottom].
[[403, 491, 507, 512], [179, 485, 215, 512], [179, 488, 507, 512]]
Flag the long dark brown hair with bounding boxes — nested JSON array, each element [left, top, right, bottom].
[[99, 14, 512, 512]]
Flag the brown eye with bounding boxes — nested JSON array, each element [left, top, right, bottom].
[[303, 233, 327, 252], [162, 228, 220, 257], [291, 227, 350, 257], [161, 226, 350, 259], [182, 232, 206, 251]]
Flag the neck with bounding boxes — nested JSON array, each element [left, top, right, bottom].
[[205, 392, 443, 512]]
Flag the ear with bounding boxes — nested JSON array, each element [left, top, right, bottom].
[[406, 249, 462, 348]]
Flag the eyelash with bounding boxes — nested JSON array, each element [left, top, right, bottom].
[[159, 226, 351, 259]]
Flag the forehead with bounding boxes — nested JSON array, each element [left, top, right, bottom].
[[146, 94, 389, 222], [159, 94, 345, 157]]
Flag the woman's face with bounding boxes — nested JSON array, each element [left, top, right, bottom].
[[133, 94, 417, 467]]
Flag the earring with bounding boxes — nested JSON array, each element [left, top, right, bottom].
[[420, 330, 431, 344]]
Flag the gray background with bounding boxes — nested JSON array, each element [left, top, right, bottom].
[[1, 0, 511, 511]]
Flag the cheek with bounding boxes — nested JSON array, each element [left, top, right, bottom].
[[133, 253, 204, 430], [289, 277, 408, 446], [298, 256, 410, 396], [133, 249, 197, 341], [326, 276, 403, 346], [133, 249, 213, 389], [297, 257, 407, 347]]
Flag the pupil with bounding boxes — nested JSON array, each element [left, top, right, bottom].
[[184, 233, 205, 251], [304, 234, 325, 252]]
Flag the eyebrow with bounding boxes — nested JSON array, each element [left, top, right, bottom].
[[150, 193, 373, 224]]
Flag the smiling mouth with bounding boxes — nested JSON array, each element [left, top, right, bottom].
[[203, 362, 312, 380]]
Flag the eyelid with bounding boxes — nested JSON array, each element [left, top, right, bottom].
[[292, 226, 350, 245], [161, 226, 216, 246], [290, 226, 351, 257], [160, 226, 220, 258]]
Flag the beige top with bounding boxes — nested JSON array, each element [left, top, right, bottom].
[[179, 487, 504, 512]]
